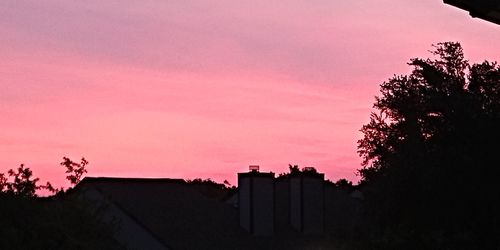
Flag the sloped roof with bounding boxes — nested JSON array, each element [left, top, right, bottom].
[[77, 177, 255, 249], [76, 177, 357, 249], [444, 0, 500, 25], [77, 177, 336, 250]]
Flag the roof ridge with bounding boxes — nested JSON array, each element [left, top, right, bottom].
[[80, 177, 186, 184]]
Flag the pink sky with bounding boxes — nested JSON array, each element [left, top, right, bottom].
[[1, 0, 499, 188]]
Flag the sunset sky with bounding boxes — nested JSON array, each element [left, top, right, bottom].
[[1, 0, 499, 188]]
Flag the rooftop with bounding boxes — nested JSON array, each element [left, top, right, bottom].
[[444, 0, 500, 25], [76, 177, 351, 249]]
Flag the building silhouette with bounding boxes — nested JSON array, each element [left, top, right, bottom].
[[444, 0, 500, 25], [74, 166, 363, 249]]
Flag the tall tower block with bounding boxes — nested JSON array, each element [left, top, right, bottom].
[[238, 165, 274, 236], [290, 169, 325, 234]]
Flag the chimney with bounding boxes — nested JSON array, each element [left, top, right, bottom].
[[289, 169, 324, 234], [238, 165, 274, 236]]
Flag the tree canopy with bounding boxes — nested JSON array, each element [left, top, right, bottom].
[[0, 157, 124, 249], [357, 42, 500, 248], [61, 157, 89, 186]]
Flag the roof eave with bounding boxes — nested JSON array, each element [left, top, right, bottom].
[[444, 0, 500, 25]]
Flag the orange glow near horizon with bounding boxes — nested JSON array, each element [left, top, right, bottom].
[[1, 0, 499, 188]]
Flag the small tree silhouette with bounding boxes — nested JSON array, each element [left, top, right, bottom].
[[0, 173, 7, 192], [289, 164, 301, 174], [61, 157, 88, 185], [5, 164, 40, 197], [334, 178, 353, 189], [0, 158, 123, 249], [278, 164, 319, 178]]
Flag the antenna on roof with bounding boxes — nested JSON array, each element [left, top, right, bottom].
[[249, 165, 260, 172]]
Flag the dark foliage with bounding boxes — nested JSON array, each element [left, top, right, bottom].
[[7, 164, 40, 197], [357, 42, 500, 249], [186, 178, 226, 189], [0, 194, 124, 250], [0, 157, 89, 197], [186, 178, 235, 199], [333, 178, 353, 189], [1, 164, 44, 197], [277, 164, 319, 179], [61, 157, 88, 186], [0, 157, 124, 249]]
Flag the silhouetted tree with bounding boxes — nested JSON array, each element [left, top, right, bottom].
[[5, 164, 40, 197], [0, 193, 124, 249], [0, 157, 123, 249], [289, 164, 301, 174], [0, 164, 60, 197], [0, 173, 7, 193], [357, 42, 500, 248], [278, 164, 319, 178], [185, 178, 234, 199], [334, 178, 353, 189], [61, 157, 88, 186]]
